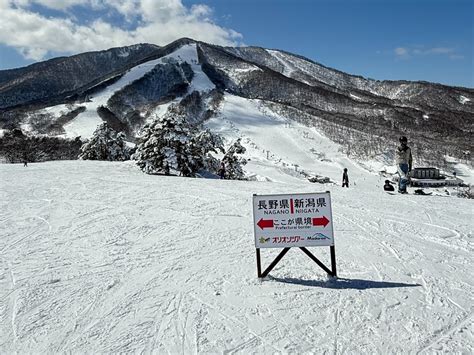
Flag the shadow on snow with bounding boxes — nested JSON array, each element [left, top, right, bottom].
[[269, 276, 421, 290]]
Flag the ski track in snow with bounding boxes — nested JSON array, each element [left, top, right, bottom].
[[0, 159, 472, 353]]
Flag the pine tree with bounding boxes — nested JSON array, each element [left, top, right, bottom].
[[190, 129, 225, 174], [79, 123, 130, 161], [221, 138, 247, 180], [132, 111, 225, 177]]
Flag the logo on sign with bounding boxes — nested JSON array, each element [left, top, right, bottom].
[[307, 233, 330, 241]]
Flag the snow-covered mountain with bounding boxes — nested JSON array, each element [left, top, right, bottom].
[[0, 38, 473, 167], [1, 38, 473, 353]]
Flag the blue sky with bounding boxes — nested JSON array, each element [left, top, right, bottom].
[[0, 0, 472, 87]]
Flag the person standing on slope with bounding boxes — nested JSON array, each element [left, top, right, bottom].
[[396, 136, 413, 194], [342, 168, 349, 187], [218, 161, 226, 179]]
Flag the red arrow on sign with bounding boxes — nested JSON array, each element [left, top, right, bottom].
[[312, 216, 330, 227], [257, 218, 274, 230]]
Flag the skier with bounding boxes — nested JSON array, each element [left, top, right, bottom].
[[383, 180, 395, 192], [342, 168, 349, 187], [218, 161, 226, 179], [396, 136, 413, 194]]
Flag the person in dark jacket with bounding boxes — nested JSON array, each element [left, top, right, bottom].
[[384, 180, 395, 191], [396, 136, 413, 194], [218, 161, 226, 179], [342, 168, 349, 187]]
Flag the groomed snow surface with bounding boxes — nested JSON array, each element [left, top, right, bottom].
[[1, 151, 473, 352]]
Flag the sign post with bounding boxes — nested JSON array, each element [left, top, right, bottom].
[[253, 191, 337, 278]]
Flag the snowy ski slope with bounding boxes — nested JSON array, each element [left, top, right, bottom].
[[1, 143, 472, 353], [60, 44, 214, 139], [207, 94, 374, 185]]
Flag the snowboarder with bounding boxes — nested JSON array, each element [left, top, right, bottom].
[[342, 168, 349, 187], [384, 180, 395, 192], [218, 161, 226, 179], [396, 136, 412, 194]]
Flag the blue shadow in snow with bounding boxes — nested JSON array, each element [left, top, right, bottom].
[[269, 277, 421, 290]]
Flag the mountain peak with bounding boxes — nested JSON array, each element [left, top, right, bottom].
[[0, 38, 472, 168]]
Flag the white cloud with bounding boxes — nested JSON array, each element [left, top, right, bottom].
[[10, 0, 94, 10], [394, 47, 408, 57], [427, 47, 455, 54], [393, 45, 462, 60], [0, 0, 243, 61]]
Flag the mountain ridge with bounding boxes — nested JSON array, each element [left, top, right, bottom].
[[0, 38, 472, 167]]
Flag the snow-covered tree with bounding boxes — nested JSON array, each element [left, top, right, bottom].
[[221, 138, 247, 180], [190, 129, 225, 173], [79, 123, 130, 161], [132, 113, 224, 177]]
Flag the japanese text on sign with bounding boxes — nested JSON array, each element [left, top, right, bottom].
[[253, 192, 334, 248]]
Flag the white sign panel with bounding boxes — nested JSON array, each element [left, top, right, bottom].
[[253, 192, 334, 248]]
